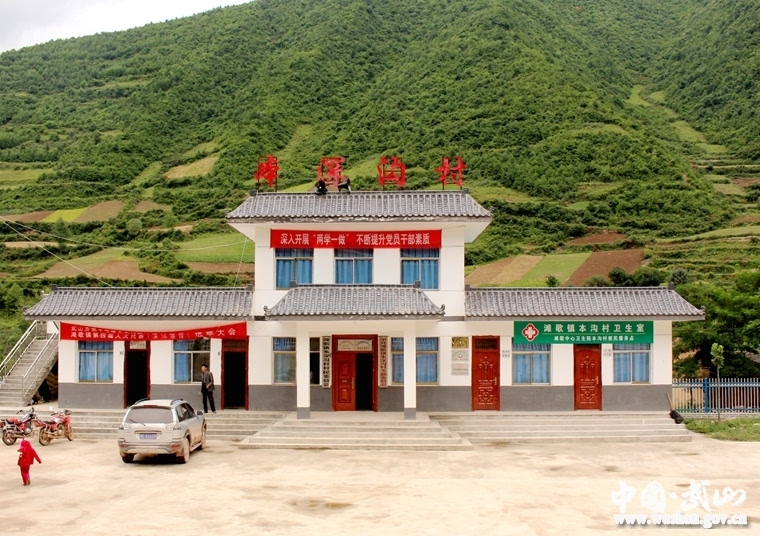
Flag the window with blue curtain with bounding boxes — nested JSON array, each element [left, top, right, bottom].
[[335, 249, 373, 284], [401, 249, 439, 289], [275, 249, 313, 289], [273, 337, 296, 383], [613, 344, 650, 383], [512, 343, 551, 384], [173, 339, 210, 383], [390, 338, 439, 383], [78, 341, 113, 382], [391, 337, 404, 383]]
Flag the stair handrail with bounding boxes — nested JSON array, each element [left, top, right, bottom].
[[0, 320, 48, 382], [20, 331, 59, 404]]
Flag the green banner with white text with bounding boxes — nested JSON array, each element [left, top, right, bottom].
[[514, 321, 653, 345]]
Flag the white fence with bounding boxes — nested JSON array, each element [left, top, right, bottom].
[[672, 378, 760, 414]]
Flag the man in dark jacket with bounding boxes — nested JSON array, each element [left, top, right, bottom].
[[200, 364, 216, 414]]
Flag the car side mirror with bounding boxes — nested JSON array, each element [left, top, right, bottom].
[[196, 410, 204, 416]]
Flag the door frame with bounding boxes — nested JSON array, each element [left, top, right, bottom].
[[123, 340, 150, 408], [471, 336, 500, 410], [331, 334, 378, 412], [573, 344, 602, 410], [221, 338, 249, 410]]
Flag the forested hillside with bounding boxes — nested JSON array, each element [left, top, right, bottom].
[[1, 0, 759, 374]]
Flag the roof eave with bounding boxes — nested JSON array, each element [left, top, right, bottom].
[[465, 314, 705, 321], [24, 314, 252, 322], [263, 314, 444, 321]]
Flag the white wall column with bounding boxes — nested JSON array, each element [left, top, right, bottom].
[[403, 329, 416, 420], [296, 329, 311, 419]]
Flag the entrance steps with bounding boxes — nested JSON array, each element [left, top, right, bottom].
[[0, 408, 287, 441], [239, 412, 473, 451], [429, 412, 692, 444]]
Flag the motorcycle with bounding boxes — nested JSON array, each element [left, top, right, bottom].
[[2, 407, 38, 446], [38, 409, 73, 445]]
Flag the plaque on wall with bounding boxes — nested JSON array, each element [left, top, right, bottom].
[[321, 336, 331, 388], [378, 337, 388, 388], [451, 362, 469, 375], [336, 339, 373, 351], [452, 337, 469, 349]]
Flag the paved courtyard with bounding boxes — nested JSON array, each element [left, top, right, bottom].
[[1, 433, 757, 535]]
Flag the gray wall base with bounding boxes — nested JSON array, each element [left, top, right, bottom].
[[501, 386, 574, 411], [297, 407, 310, 419], [603, 384, 672, 411]]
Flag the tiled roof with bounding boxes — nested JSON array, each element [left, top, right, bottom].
[[226, 190, 492, 222], [465, 287, 705, 320], [24, 287, 253, 319], [264, 285, 445, 319]]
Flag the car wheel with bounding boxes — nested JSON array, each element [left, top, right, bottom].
[[176, 438, 190, 464], [121, 454, 135, 464], [199, 426, 207, 450]]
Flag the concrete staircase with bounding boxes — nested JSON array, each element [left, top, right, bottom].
[[48, 409, 288, 441], [429, 412, 692, 444], [239, 412, 473, 451], [0, 323, 58, 407]]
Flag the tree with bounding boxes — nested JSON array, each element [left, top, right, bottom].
[[711, 343, 725, 421], [545, 274, 560, 287], [126, 218, 143, 236]]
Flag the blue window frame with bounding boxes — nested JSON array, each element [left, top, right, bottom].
[[275, 249, 313, 289], [613, 343, 650, 383], [390, 337, 439, 384], [78, 341, 113, 382], [173, 339, 210, 383], [512, 343, 550, 384], [273, 337, 296, 383], [335, 249, 373, 284], [401, 248, 439, 289]]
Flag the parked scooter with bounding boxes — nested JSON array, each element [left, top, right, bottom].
[[38, 408, 73, 445], [1, 407, 38, 445]]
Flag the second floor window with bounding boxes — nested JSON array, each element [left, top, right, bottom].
[[335, 249, 373, 284], [275, 248, 313, 289], [401, 248, 439, 289]]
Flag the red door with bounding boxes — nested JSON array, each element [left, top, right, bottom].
[[574, 345, 602, 410], [472, 337, 500, 410], [333, 353, 355, 411]]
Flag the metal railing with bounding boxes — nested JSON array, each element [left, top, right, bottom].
[[20, 332, 59, 404], [672, 378, 760, 414], [0, 321, 47, 382]]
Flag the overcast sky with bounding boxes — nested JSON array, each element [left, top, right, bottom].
[[0, 0, 253, 53]]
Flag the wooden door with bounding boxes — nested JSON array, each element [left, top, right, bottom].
[[574, 345, 602, 410], [333, 353, 355, 411], [472, 337, 500, 410]]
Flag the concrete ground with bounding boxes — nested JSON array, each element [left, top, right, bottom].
[[0, 432, 757, 535]]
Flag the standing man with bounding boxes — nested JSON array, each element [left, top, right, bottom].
[[200, 364, 216, 414]]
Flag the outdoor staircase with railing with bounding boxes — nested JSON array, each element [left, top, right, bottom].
[[0, 321, 58, 407]]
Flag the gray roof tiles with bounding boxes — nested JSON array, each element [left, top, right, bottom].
[[264, 285, 445, 319], [24, 287, 253, 319], [465, 287, 705, 320], [226, 190, 492, 222]]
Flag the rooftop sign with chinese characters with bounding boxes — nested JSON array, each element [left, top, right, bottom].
[[271, 229, 441, 249], [60, 322, 248, 341], [514, 321, 653, 345]]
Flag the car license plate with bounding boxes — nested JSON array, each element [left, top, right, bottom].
[[139, 433, 158, 440]]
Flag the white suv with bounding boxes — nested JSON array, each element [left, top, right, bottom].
[[118, 399, 206, 464]]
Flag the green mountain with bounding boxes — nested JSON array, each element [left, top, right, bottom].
[[0, 0, 757, 262]]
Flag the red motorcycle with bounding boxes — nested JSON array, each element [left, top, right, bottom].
[[2, 407, 38, 446], [38, 409, 73, 445]]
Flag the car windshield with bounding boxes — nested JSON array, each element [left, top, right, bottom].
[[125, 407, 173, 424]]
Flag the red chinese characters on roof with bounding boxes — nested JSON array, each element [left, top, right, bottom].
[[377, 156, 407, 189], [254, 155, 279, 191], [317, 156, 347, 188], [436, 156, 466, 189]]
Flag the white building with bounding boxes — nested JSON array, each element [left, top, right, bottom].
[[25, 190, 704, 417]]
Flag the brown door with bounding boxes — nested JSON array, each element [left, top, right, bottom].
[[472, 337, 500, 410], [574, 344, 601, 410], [222, 339, 248, 410], [124, 341, 150, 408], [333, 353, 355, 411]]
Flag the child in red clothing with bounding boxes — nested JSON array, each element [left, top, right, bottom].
[[17, 439, 41, 486]]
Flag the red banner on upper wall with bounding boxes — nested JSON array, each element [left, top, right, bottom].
[[60, 322, 248, 341], [271, 230, 441, 249]]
